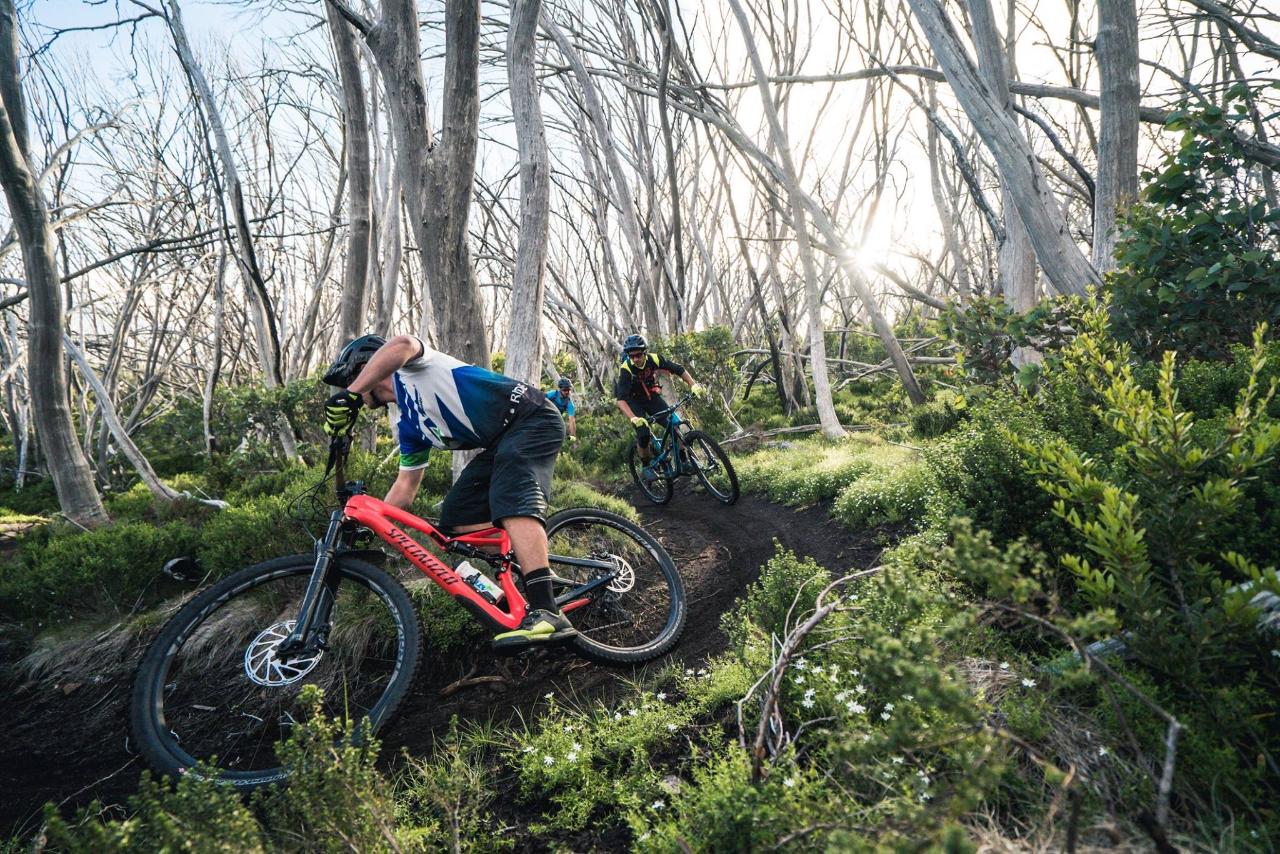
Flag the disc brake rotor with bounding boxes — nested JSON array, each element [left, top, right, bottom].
[[605, 554, 636, 593], [244, 621, 323, 687]]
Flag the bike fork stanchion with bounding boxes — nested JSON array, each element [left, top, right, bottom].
[[278, 509, 344, 657]]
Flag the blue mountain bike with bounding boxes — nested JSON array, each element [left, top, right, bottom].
[[627, 394, 739, 506]]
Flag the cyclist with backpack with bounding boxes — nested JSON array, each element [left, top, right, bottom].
[[545, 377, 578, 444], [614, 334, 705, 482], [321, 334, 577, 651]]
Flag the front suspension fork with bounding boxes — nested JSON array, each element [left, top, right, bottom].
[[278, 509, 349, 658]]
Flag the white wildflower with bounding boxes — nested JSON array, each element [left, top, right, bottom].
[[544, 692, 554, 700], [563, 725, 574, 733], [1099, 746, 1109, 757], [628, 708, 638, 717], [884, 702, 894, 711], [849, 702, 866, 714], [573, 742, 582, 751], [891, 756, 904, 765], [999, 662, 1010, 671], [522, 746, 534, 753], [651, 799, 665, 811], [802, 697, 815, 709], [543, 755, 555, 766], [657, 692, 667, 701], [881, 710, 892, 721], [614, 713, 622, 721], [666, 723, 678, 732], [793, 674, 806, 685], [783, 777, 796, 788], [794, 658, 808, 670], [918, 791, 932, 802], [854, 683, 867, 694], [566, 751, 579, 762], [1021, 678, 1037, 689], [901, 694, 914, 701]]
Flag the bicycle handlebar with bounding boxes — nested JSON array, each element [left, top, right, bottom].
[[645, 392, 696, 424]]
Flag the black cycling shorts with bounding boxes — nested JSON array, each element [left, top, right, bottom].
[[439, 400, 565, 528], [627, 395, 671, 421]]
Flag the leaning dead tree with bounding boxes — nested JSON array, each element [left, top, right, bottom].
[[0, 0, 108, 526], [906, 0, 1101, 297]]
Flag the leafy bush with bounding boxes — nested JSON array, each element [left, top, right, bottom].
[[921, 391, 1064, 549], [1108, 91, 1280, 360], [911, 395, 964, 438], [832, 460, 937, 529], [255, 687, 412, 852], [43, 769, 265, 853], [723, 546, 831, 651], [0, 520, 200, 621]]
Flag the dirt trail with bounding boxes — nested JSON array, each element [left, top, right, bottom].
[[0, 488, 882, 836]]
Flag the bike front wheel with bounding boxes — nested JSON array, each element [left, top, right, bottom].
[[546, 507, 686, 665], [628, 440, 674, 505], [129, 554, 422, 789], [684, 430, 740, 504]]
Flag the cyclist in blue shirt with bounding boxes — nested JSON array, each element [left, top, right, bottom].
[[545, 377, 578, 444], [321, 334, 576, 651]]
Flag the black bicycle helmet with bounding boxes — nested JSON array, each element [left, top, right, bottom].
[[323, 334, 386, 387], [622, 333, 647, 353], [557, 377, 572, 390]]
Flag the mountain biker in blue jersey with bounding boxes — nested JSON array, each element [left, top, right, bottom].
[[322, 334, 576, 651], [614, 334, 705, 483], [545, 377, 578, 444]]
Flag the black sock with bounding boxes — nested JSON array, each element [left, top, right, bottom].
[[523, 567, 558, 614]]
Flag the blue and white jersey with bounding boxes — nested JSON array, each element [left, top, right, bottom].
[[394, 341, 542, 470], [546, 389, 576, 417]]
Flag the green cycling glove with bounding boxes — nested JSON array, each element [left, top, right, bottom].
[[324, 390, 363, 437]]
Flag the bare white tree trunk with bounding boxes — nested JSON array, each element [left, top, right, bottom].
[[504, 0, 550, 383], [726, 0, 843, 438], [0, 0, 108, 526], [328, 3, 373, 341], [1093, 0, 1140, 272], [965, 0, 1037, 309], [907, 0, 1101, 297]]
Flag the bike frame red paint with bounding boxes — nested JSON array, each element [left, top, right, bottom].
[[342, 494, 530, 630]]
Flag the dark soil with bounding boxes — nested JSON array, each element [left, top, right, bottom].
[[0, 488, 886, 838]]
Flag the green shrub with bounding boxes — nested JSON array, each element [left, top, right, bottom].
[[723, 546, 830, 651], [256, 686, 413, 852], [911, 396, 964, 438], [43, 769, 265, 853], [195, 494, 311, 575], [631, 749, 830, 852], [396, 723, 512, 852], [1108, 91, 1280, 360], [832, 460, 937, 529], [1, 520, 200, 621]]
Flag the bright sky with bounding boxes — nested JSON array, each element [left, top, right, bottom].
[[21, 0, 1265, 324]]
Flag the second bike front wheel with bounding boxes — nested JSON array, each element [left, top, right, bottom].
[[628, 440, 673, 505], [684, 430, 740, 505], [129, 554, 422, 789], [546, 507, 686, 666]]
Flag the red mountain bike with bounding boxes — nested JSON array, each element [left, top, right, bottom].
[[129, 437, 686, 788]]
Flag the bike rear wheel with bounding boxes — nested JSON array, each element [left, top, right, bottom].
[[684, 430, 740, 505], [129, 555, 422, 788], [628, 440, 674, 505], [546, 508, 685, 665]]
